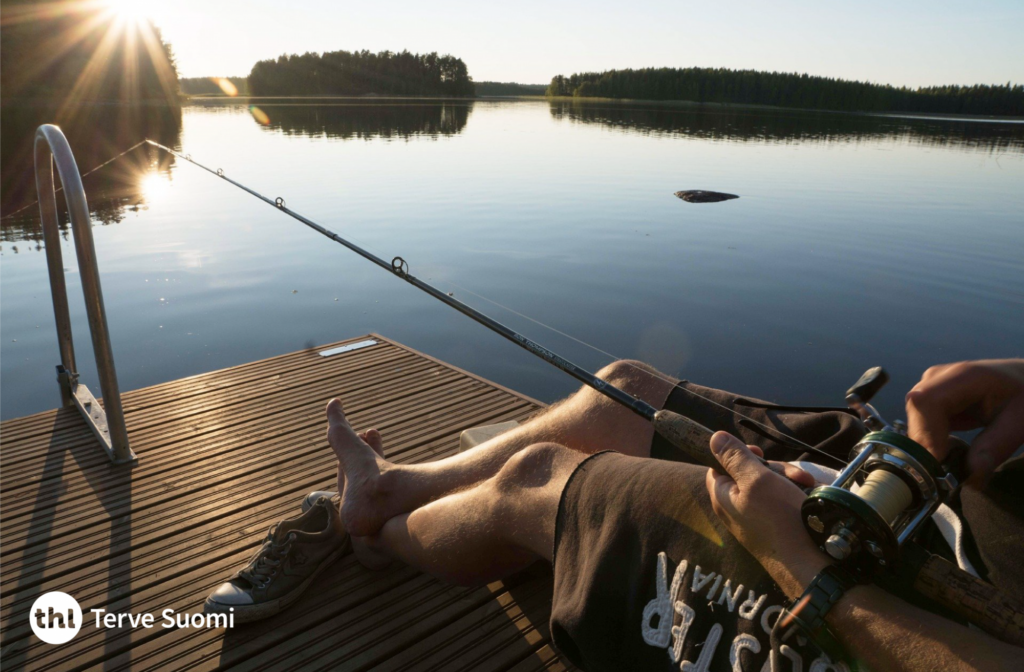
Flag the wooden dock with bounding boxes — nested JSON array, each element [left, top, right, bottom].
[[0, 335, 571, 672]]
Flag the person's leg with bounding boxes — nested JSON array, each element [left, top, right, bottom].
[[365, 442, 583, 585], [330, 359, 676, 536], [336, 406, 585, 583]]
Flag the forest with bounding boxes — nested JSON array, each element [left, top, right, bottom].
[[248, 50, 474, 97], [547, 68, 1024, 116], [475, 81, 547, 96]]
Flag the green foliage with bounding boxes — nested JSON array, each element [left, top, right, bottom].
[[248, 50, 474, 97], [547, 68, 1024, 116], [474, 81, 547, 96], [180, 76, 250, 96]]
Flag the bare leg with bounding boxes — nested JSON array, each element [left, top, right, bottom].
[[366, 442, 584, 585], [329, 360, 676, 536]]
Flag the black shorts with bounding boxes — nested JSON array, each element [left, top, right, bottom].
[[549, 381, 864, 672]]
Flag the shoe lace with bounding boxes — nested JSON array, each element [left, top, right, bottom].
[[239, 527, 297, 588]]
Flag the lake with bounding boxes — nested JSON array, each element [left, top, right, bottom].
[[2, 99, 1022, 423]]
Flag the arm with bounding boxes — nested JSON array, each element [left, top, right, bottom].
[[704, 431, 1023, 672]]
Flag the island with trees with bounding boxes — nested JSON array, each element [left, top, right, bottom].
[[248, 50, 474, 97], [546, 67, 1024, 116]]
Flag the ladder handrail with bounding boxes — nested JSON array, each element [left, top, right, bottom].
[[35, 124, 135, 464]]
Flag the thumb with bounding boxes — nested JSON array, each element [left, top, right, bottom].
[[710, 431, 766, 485]]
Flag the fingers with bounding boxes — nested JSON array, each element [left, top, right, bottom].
[[709, 431, 768, 485], [770, 462, 816, 488], [905, 363, 987, 460], [969, 396, 1024, 485], [906, 360, 1024, 475], [705, 466, 740, 519]]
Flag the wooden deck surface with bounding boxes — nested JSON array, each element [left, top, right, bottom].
[[0, 334, 571, 672]]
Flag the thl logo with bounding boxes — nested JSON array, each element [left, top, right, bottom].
[[29, 592, 82, 644]]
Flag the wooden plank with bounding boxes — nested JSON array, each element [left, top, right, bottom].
[[0, 336, 384, 444], [0, 335, 563, 672], [0, 356, 450, 509], [0, 345, 412, 465], [1, 395, 531, 609]]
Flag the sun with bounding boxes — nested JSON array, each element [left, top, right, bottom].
[[103, 0, 157, 26]]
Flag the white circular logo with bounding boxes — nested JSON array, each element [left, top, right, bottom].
[[29, 592, 82, 644]]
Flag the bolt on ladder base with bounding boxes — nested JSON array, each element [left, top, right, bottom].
[[59, 365, 138, 464]]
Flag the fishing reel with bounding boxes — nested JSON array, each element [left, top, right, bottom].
[[801, 367, 962, 577]]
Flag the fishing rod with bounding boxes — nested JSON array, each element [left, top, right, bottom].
[[144, 138, 1024, 650], [142, 138, 797, 472]]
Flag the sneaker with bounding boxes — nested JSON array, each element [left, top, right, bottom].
[[301, 490, 337, 513], [204, 496, 349, 622]]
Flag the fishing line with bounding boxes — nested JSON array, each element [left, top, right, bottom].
[[1, 140, 148, 221], [442, 279, 843, 464], [138, 138, 844, 466]]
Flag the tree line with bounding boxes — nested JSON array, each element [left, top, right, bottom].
[[248, 50, 474, 97], [475, 81, 547, 96], [546, 68, 1024, 116]]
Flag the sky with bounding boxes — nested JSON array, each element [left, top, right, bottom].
[[140, 0, 1024, 87]]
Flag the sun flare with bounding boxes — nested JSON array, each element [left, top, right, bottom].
[[103, 0, 157, 26], [139, 172, 171, 204]]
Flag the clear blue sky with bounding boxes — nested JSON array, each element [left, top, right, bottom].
[[141, 0, 1024, 86]]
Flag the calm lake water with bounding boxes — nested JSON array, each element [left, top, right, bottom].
[[2, 99, 1022, 422]]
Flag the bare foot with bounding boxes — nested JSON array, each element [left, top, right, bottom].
[[349, 430, 393, 570], [327, 398, 396, 537]]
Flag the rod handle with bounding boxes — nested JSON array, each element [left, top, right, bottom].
[[652, 410, 723, 472], [913, 554, 1024, 646]]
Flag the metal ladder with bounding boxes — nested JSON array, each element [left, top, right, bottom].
[[35, 124, 136, 464]]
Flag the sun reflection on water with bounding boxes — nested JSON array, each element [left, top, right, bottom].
[[139, 172, 171, 204]]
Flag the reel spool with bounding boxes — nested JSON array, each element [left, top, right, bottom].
[[802, 431, 957, 575], [801, 368, 960, 576]]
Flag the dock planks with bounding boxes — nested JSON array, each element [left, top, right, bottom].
[[0, 335, 573, 672]]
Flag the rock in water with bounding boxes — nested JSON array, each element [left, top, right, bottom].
[[674, 190, 739, 203]]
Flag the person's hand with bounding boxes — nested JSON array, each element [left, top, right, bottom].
[[705, 431, 827, 599], [905, 359, 1024, 484]]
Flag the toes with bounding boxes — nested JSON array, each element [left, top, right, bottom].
[[362, 429, 384, 457], [326, 398, 350, 428]]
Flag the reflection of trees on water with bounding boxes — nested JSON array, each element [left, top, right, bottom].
[[0, 101, 474, 246], [549, 101, 1024, 153], [253, 102, 473, 141], [0, 104, 182, 244]]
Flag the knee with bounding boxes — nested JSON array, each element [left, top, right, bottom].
[[595, 359, 664, 396], [493, 442, 568, 495]]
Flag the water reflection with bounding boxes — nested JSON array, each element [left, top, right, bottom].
[[5, 98, 1022, 249], [1, 100, 476, 245], [549, 100, 1024, 152], [238, 100, 474, 140], [0, 104, 182, 242]]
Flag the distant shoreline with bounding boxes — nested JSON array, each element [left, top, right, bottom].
[[542, 95, 1024, 122], [178, 94, 1024, 122]]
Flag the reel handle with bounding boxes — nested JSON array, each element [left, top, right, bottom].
[[846, 366, 889, 404], [913, 554, 1024, 647]]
